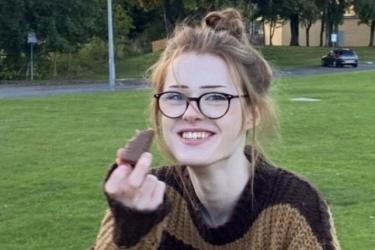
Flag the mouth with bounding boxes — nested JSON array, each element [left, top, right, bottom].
[[177, 129, 215, 144]]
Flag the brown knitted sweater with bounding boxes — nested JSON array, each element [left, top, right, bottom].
[[91, 147, 341, 250]]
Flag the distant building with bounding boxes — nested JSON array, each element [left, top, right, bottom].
[[263, 9, 372, 47], [151, 9, 373, 52]]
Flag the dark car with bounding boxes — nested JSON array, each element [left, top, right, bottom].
[[321, 48, 359, 67]]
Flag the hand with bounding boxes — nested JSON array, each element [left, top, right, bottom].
[[104, 150, 166, 211]]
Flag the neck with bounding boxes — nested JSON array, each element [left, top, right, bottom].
[[187, 145, 251, 227]]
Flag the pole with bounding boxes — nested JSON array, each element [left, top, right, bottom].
[[107, 0, 116, 90], [31, 44, 34, 81]]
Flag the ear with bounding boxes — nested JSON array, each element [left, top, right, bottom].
[[244, 106, 260, 130]]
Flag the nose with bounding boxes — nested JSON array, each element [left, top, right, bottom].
[[182, 100, 205, 121]]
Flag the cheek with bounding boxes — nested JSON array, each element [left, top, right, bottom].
[[224, 103, 244, 132], [161, 117, 174, 143]]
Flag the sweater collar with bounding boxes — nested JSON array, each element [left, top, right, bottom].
[[180, 145, 266, 245]]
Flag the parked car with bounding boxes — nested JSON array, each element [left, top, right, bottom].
[[321, 48, 359, 67]]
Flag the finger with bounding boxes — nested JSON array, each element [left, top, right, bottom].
[[104, 164, 132, 195], [116, 148, 126, 165], [133, 175, 158, 210], [128, 152, 152, 188], [139, 175, 158, 198], [149, 181, 166, 209]]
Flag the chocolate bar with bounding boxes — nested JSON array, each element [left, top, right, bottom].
[[122, 129, 154, 166]]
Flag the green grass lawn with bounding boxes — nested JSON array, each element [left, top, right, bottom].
[[13, 46, 374, 82], [258, 46, 375, 70], [75, 46, 375, 80], [0, 71, 374, 249], [77, 52, 161, 81]]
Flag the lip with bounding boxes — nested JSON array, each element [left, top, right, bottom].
[[177, 128, 216, 146]]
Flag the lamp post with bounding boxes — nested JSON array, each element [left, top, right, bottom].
[[107, 0, 116, 90]]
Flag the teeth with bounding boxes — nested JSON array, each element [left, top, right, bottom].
[[182, 131, 210, 139]]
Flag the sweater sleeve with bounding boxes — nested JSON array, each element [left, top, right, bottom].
[[92, 204, 170, 250], [91, 164, 171, 250]]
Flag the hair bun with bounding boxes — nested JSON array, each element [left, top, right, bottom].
[[203, 8, 245, 40]]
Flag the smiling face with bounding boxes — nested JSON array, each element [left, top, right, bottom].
[[160, 52, 251, 166]]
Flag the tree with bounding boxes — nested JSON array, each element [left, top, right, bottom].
[[325, 0, 349, 46], [26, 0, 99, 54], [300, 1, 320, 46], [317, 0, 327, 47], [282, 0, 304, 46], [251, 0, 284, 46], [316, 0, 349, 47], [251, 0, 304, 46], [0, 0, 28, 78], [111, 1, 134, 57], [138, 0, 187, 35], [354, 0, 375, 46], [0, 0, 100, 79]]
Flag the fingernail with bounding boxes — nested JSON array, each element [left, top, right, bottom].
[[141, 152, 152, 162]]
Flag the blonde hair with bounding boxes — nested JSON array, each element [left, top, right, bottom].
[[149, 8, 277, 172]]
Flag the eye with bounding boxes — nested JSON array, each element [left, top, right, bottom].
[[204, 93, 227, 102], [163, 92, 185, 101]]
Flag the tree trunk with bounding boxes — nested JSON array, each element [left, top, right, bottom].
[[68, 53, 72, 74], [289, 14, 299, 46], [320, 8, 326, 47], [324, 0, 332, 47], [262, 21, 266, 45], [53, 52, 58, 77], [269, 21, 277, 46], [370, 20, 375, 47], [306, 24, 311, 47], [269, 26, 273, 46], [161, 0, 170, 35], [325, 19, 333, 47]]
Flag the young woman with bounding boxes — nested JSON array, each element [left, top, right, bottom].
[[91, 8, 341, 250]]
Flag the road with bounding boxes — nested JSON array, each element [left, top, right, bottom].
[[1, 63, 374, 99], [273, 63, 375, 77], [0, 79, 150, 99]]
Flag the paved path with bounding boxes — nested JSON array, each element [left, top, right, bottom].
[[1, 64, 374, 99], [0, 79, 150, 99]]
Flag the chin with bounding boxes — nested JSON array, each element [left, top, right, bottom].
[[176, 159, 211, 167], [172, 148, 225, 167], [170, 149, 207, 165]]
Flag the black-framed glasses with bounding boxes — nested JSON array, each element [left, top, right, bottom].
[[154, 91, 248, 119]]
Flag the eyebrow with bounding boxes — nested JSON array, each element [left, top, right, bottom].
[[168, 84, 226, 89]]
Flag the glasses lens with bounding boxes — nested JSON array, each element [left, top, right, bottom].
[[200, 93, 229, 118], [159, 92, 187, 118]]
